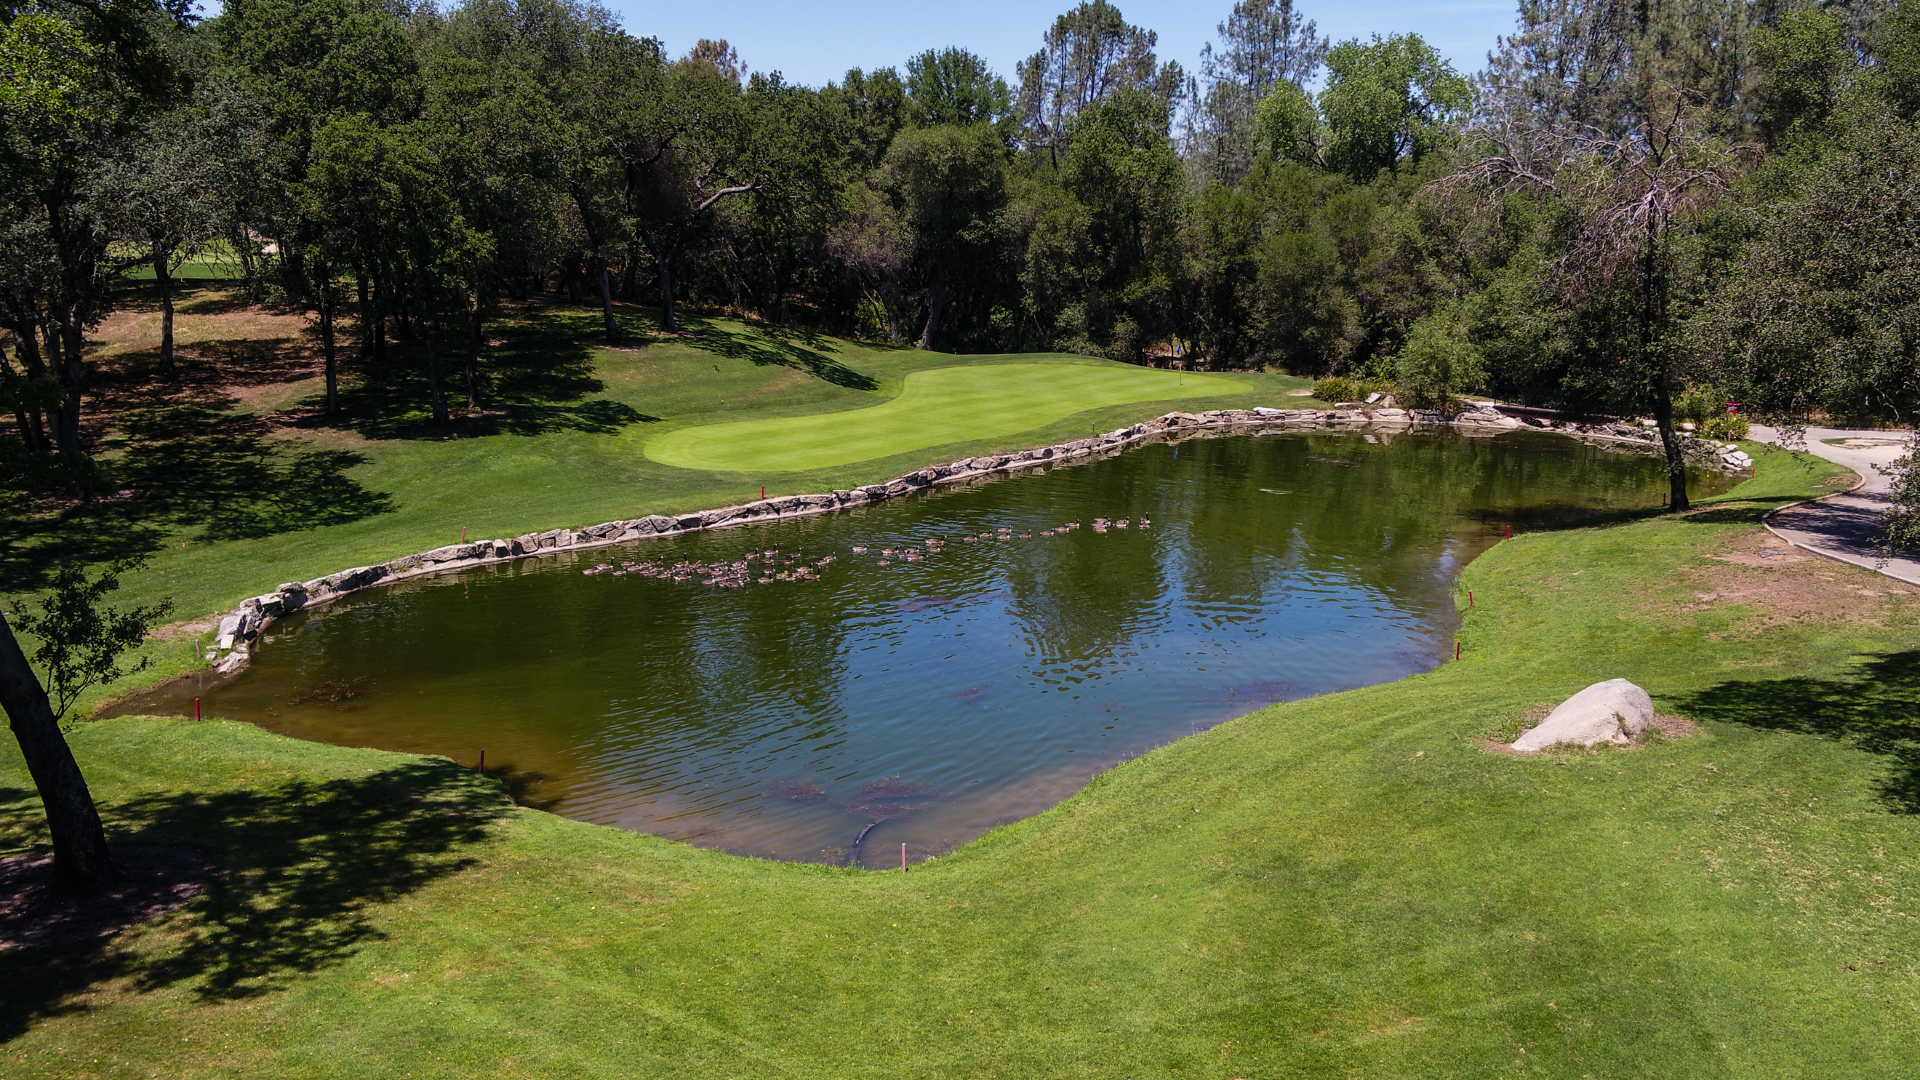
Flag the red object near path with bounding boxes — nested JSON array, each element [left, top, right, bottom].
[[901, 843, 907, 872], [1455, 642, 1461, 661], [478, 749, 486, 773], [193, 697, 200, 721]]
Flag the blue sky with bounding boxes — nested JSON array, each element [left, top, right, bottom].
[[602, 0, 1520, 89]]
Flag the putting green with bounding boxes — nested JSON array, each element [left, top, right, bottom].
[[644, 362, 1241, 473]]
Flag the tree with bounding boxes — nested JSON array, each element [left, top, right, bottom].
[[1318, 34, 1471, 180], [1187, 0, 1328, 183], [93, 107, 220, 371], [1458, 97, 1752, 510], [1753, 6, 1853, 146], [0, 1, 191, 457], [1695, 112, 1920, 428], [826, 66, 908, 173], [906, 47, 1013, 132], [1, 558, 173, 894], [883, 123, 1008, 349], [1395, 302, 1486, 407], [1054, 89, 1185, 362], [1016, 1, 1184, 155]]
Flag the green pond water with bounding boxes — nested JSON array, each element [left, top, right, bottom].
[[127, 429, 1734, 868]]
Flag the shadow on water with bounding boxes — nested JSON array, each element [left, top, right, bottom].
[[1677, 651, 1920, 813], [0, 759, 506, 1036]]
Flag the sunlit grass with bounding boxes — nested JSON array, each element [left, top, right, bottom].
[[643, 362, 1241, 472]]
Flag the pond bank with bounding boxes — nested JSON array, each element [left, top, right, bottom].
[[202, 405, 1749, 674]]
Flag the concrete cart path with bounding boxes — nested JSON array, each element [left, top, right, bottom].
[[1750, 425, 1920, 586]]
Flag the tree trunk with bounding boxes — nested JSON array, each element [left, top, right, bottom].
[[153, 247, 176, 372], [427, 333, 449, 429], [54, 315, 84, 456], [0, 609, 117, 894], [0, 338, 35, 453], [6, 326, 51, 452], [657, 254, 677, 333], [318, 271, 339, 416], [599, 261, 620, 343], [465, 295, 482, 410], [1653, 378, 1690, 512], [919, 267, 950, 351], [1640, 219, 1686, 512], [355, 269, 373, 359]]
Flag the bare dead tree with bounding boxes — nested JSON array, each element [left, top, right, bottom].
[[1445, 94, 1757, 510]]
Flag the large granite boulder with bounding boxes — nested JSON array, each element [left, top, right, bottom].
[[1512, 679, 1656, 752]]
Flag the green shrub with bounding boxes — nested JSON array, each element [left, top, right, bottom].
[[1312, 376, 1358, 403], [1395, 307, 1486, 410], [1674, 384, 1724, 426], [1700, 413, 1750, 441]]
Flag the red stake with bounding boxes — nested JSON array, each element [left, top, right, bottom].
[[901, 843, 908, 872], [1456, 641, 1462, 661], [1505, 524, 1511, 539], [193, 697, 201, 721], [1469, 589, 1474, 608], [761, 484, 766, 501], [462, 526, 467, 542], [478, 749, 486, 773]]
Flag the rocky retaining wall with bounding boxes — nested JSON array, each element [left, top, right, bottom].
[[202, 405, 1749, 673]]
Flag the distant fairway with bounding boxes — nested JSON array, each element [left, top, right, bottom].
[[644, 362, 1241, 473]]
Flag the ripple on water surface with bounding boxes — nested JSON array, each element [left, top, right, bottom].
[[126, 430, 1736, 868]]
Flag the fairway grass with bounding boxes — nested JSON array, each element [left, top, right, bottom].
[[5, 446, 1920, 1077], [643, 363, 1242, 472]]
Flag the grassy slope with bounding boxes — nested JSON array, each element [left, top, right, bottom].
[[644, 363, 1244, 472], [4, 446, 1918, 1078]]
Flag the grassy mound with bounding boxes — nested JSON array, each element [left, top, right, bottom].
[[644, 363, 1242, 472], [3, 445, 1918, 1077]]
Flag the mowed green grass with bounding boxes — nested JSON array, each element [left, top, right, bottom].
[[4, 447, 1920, 1077], [643, 363, 1242, 472]]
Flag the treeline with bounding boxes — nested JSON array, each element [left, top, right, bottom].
[[2, 0, 1919, 523]]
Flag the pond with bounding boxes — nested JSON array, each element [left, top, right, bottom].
[[125, 429, 1735, 868]]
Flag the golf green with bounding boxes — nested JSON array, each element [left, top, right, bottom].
[[642, 362, 1242, 473]]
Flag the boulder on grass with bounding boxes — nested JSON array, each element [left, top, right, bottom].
[[1512, 678, 1655, 752]]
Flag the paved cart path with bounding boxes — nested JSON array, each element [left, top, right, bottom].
[[1751, 425, 1920, 586]]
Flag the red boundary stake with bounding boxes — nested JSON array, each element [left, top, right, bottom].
[[901, 843, 908, 872], [1468, 589, 1474, 608], [478, 749, 486, 773], [193, 697, 201, 721], [1455, 641, 1462, 661]]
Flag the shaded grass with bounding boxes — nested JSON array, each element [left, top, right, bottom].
[[645, 363, 1242, 472], [4, 448, 1920, 1076]]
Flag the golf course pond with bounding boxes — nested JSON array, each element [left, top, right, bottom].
[[126, 428, 1736, 868]]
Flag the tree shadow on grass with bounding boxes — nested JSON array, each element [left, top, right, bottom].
[[331, 318, 658, 440], [677, 315, 878, 392], [0, 758, 508, 1037], [1676, 650, 1920, 813], [0, 394, 396, 593]]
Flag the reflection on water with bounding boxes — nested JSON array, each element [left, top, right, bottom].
[[124, 430, 1734, 867]]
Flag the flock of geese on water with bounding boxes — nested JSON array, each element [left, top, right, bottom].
[[575, 515, 1153, 589]]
